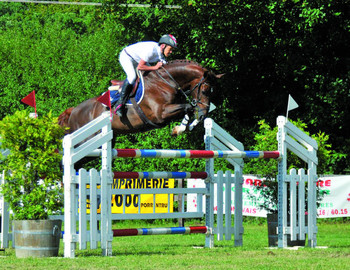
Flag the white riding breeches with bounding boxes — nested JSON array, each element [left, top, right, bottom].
[[119, 49, 138, 84]]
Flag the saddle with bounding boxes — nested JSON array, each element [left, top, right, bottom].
[[108, 70, 144, 106], [108, 73, 158, 128], [109, 77, 140, 97]]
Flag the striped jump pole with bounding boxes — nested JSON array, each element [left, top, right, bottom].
[[61, 226, 208, 237], [112, 226, 208, 237], [113, 149, 281, 159], [113, 171, 208, 179]]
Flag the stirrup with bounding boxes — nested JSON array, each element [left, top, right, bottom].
[[115, 104, 126, 117], [114, 104, 122, 113]]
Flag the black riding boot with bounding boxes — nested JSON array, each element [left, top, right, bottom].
[[115, 81, 132, 117]]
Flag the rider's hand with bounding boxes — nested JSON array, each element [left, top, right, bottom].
[[155, 62, 163, 69]]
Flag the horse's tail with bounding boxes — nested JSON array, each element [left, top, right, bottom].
[[58, 107, 74, 129]]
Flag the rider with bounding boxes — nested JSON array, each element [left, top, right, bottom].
[[114, 34, 177, 117]]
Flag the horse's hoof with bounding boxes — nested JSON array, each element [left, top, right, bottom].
[[171, 126, 179, 136], [172, 125, 185, 136]]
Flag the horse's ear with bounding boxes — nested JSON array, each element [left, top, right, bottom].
[[215, 73, 225, 79], [207, 70, 225, 80]]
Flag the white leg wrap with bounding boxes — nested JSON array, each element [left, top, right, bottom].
[[189, 119, 199, 131], [173, 115, 189, 135], [180, 114, 189, 127]]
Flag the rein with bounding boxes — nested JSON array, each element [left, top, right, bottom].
[[156, 67, 210, 111], [156, 67, 182, 92], [131, 66, 210, 129]]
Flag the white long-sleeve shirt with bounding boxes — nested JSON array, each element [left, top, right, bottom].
[[124, 41, 167, 64]]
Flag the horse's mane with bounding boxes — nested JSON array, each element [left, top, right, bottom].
[[163, 60, 206, 77], [164, 59, 218, 83], [166, 59, 201, 67]]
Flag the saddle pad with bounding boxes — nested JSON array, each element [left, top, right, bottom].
[[108, 77, 144, 106]]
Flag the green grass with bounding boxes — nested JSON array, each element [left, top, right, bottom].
[[1, 220, 349, 269]]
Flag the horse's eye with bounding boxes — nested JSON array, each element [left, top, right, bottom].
[[202, 87, 212, 97]]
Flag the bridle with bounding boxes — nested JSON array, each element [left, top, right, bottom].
[[187, 76, 211, 107], [156, 67, 211, 117]]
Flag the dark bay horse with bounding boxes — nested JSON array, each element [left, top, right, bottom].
[[58, 60, 223, 139]]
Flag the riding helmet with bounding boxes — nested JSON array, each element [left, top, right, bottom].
[[159, 34, 177, 48]]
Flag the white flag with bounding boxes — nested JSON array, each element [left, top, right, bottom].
[[209, 102, 216, 112], [287, 94, 299, 112]]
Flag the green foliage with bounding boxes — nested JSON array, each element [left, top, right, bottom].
[[244, 118, 341, 213], [0, 110, 65, 220], [0, 1, 349, 173], [243, 119, 280, 176], [244, 118, 346, 176], [101, 0, 350, 173], [249, 176, 279, 214], [0, 4, 123, 118]]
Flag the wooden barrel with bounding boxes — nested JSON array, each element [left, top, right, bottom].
[[13, 219, 62, 258]]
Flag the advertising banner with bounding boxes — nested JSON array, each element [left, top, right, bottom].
[[187, 175, 350, 218], [187, 175, 268, 217], [86, 178, 174, 214], [317, 176, 350, 218]]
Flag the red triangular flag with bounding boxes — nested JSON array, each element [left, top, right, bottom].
[[21, 90, 36, 108], [21, 90, 37, 117], [97, 90, 113, 119], [97, 90, 111, 108]]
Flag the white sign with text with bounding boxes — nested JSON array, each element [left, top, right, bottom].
[[187, 175, 350, 218]]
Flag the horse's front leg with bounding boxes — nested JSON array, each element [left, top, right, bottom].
[[172, 114, 190, 136], [160, 104, 193, 136], [189, 118, 200, 131], [172, 114, 200, 136]]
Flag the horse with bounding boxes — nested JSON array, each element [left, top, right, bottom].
[[58, 60, 224, 142]]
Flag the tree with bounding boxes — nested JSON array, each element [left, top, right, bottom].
[[0, 1, 348, 172]]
